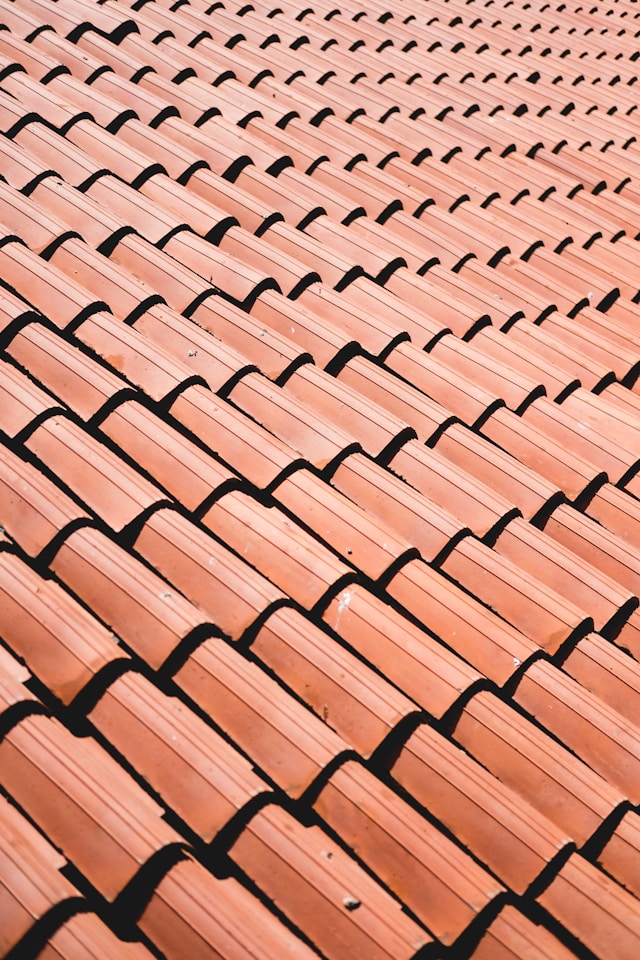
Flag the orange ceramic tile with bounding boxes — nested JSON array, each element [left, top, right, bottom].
[[0, 550, 125, 705], [94, 70, 180, 127], [134, 507, 285, 640], [28, 176, 126, 249], [138, 856, 318, 960], [331, 451, 469, 562], [454, 690, 624, 848], [248, 288, 353, 369], [83, 173, 185, 245], [0, 714, 180, 902], [0, 441, 88, 558], [251, 604, 417, 756], [480, 406, 608, 504], [74, 311, 199, 402], [0, 643, 39, 719], [228, 803, 431, 960], [336, 354, 454, 442], [542, 502, 640, 598], [174, 635, 348, 797], [469, 904, 579, 960], [322, 583, 482, 717], [0, 178, 70, 253], [562, 633, 640, 729], [441, 537, 591, 652], [390, 438, 519, 540], [49, 236, 161, 325], [437, 421, 564, 522], [537, 854, 640, 960], [313, 760, 504, 945], [25, 415, 166, 532], [185, 166, 281, 235], [50, 525, 208, 671], [392, 722, 571, 894], [584, 481, 640, 553], [515, 659, 640, 803], [385, 340, 504, 426], [170, 384, 301, 489], [495, 517, 636, 636], [137, 173, 239, 243], [0, 357, 61, 439], [162, 229, 278, 308], [0, 795, 80, 958], [188, 295, 307, 380], [259, 219, 366, 290], [217, 223, 320, 297], [597, 811, 640, 901], [98, 400, 237, 511], [132, 302, 250, 394], [6, 321, 128, 422], [430, 332, 545, 412], [37, 912, 155, 960], [228, 372, 358, 470], [202, 489, 353, 609], [0, 240, 103, 329], [272, 467, 413, 579], [386, 557, 539, 686], [295, 280, 407, 357], [89, 670, 267, 842], [283, 363, 414, 460], [338, 273, 447, 346]]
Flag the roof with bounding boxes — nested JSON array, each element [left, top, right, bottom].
[[1, 0, 640, 957]]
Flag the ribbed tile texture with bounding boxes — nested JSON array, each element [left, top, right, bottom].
[[1, 1, 640, 957]]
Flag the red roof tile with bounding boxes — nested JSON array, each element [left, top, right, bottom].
[[3, 2, 640, 955]]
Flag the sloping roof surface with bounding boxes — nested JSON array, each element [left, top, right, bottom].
[[1, 0, 640, 957]]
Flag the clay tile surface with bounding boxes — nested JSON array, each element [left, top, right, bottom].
[[0, 550, 126, 705], [89, 670, 268, 842], [138, 856, 318, 960], [134, 507, 285, 639], [0, 714, 180, 902], [25, 415, 166, 532], [537, 853, 640, 960], [202, 489, 352, 609], [251, 605, 417, 756], [228, 802, 431, 960], [173, 635, 348, 797], [0, 355, 62, 438], [313, 760, 505, 945], [0, 794, 80, 957], [3, 2, 640, 956], [37, 911, 156, 960], [392, 722, 572, 894]]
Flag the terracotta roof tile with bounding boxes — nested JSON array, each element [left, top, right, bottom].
[[469, 905, 578, 960], [138, 857, 318, 959], [49, 524, 208, 671], [0, 442, 88, 557], [228, 802, 431, 960], [537, 853, 640, 960], [392, 722, 572, 894], [25, 415, 166, 531], [89, 670, 268, 841], [36, 911, 155, 960], [202, 489, 353, 608], [0, 714, 180, 901], [454, 689, 625, 847], [3, 3, 640, 954], [174, 634, 348, 796], [0, 549, 126, 704], [313, 760, 504, 945], [0, 794, 80, 957]]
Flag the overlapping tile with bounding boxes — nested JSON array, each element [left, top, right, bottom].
[[2, 2, 640, 957]]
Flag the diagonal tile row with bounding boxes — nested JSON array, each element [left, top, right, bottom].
[[2, 2, 640, 959]]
